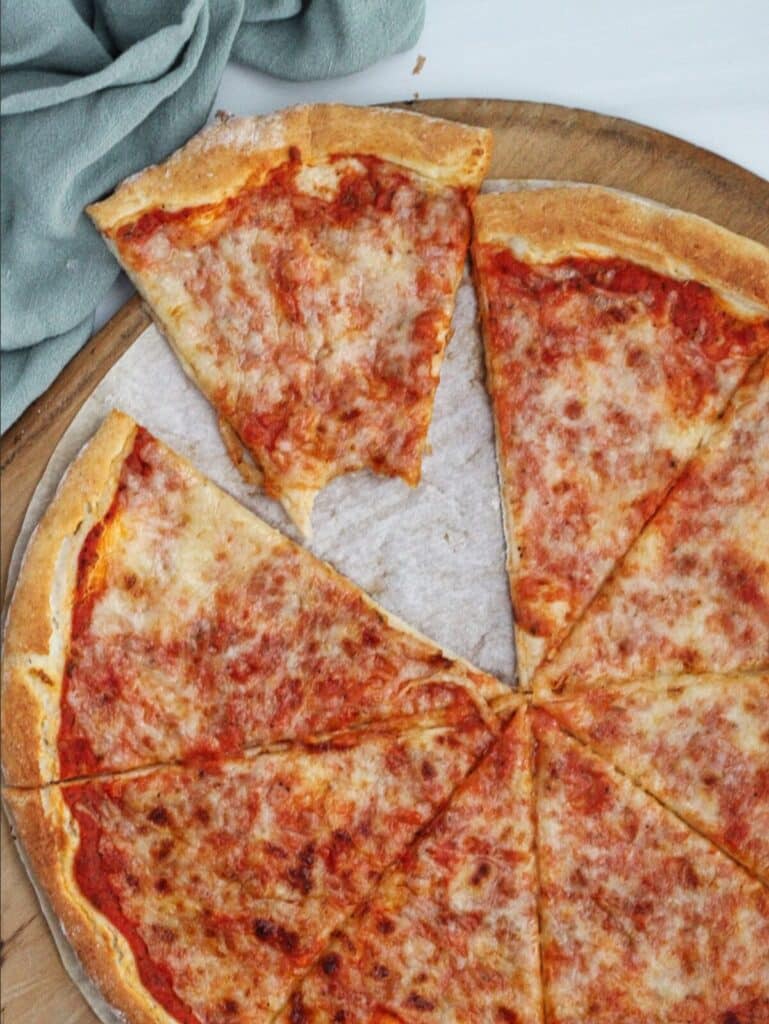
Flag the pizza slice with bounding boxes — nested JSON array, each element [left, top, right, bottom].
[[276, 705, 543, 1024], [534, 352, 769, 699], [87, 105, 492, 534], [543, 671, 769, 882], [472, 185, 769, 686], [4, 714, 494, 1023], [532, 709, 769, 1024], [2, 412, 509, 786]]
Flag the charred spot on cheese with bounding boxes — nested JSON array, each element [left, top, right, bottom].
[[252, 917, 300, 955], [147, 806, 170, 826], [64, 790, 198, 1023], [406, 991, 435, 1011], [470, 860, 492, 885], [321, 952, 341, 975], [287, 842, 316, 895], [289, 991, 309, 1024]]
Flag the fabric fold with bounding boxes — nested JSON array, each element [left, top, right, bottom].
[[0, 0, 425, 431]]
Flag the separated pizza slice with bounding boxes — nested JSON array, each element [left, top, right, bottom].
[[1, 412, 509, 787], [88, 105, 492, 534], [472, 185, 769, 686], [534, 353, 769, 699], [532, 709, 769, 1024], [542, 671, 769, 882], [276, 704, 543, 1024], [3, 713, 494, 1024]]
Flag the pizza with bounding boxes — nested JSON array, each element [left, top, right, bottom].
[[472, 185, 769, 686], [1, 411, 507, 787], [4, 119, 769, 1023], [5, 717, 495, 1023], [87, 105, 492, 535], [278, 706, 542, 1024], [4, 407, 768, 1021], [534, 351, 769, 699], [533, 709, 769, 1023], [543, 671, 769, 880]]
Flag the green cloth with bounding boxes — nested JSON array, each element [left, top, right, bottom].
[[1, 0, 425, 431]]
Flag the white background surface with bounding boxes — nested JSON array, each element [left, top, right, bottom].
[[94, 0, 769, 328]]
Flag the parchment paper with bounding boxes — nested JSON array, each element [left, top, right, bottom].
[[4, 182, 522, 1024]]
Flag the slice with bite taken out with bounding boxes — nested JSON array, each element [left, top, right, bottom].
[[88, 105, 492, 534]]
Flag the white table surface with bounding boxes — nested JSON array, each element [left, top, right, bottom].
[[94, 0, 769, 329]]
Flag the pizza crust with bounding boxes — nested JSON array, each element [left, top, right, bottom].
[[473, 185, 769, 311], [3, 787, 175, 1024], [1, 411, 137, 787], [88, 105, 493, 232]]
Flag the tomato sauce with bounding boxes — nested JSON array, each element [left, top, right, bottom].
[[64, 787, 199, 1023]]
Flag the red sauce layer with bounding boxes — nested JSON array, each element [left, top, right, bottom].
[[476, 246, 769, 648], [58, 429, 155, 778], [64, 785, 199, 1024]]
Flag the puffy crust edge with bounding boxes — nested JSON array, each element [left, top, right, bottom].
[[1, 411, 136, 787], [473, 185, 769, 310], [3, 787, 175, 1024], [88, 104, 493, 231]]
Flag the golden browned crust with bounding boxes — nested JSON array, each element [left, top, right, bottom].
[[473, 185, 769, 310], [1, 411, 136, 786], [3, 788, 175, 1024], [88, 104, 493, 232]]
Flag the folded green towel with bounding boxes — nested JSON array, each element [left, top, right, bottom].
[[1, 0, 425, 431]]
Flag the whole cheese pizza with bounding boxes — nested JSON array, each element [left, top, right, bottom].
[[3, 109, 769, 1024], [87, 105, 492, 535]]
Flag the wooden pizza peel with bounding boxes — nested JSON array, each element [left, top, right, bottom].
[[2, 98, 768, 1023]]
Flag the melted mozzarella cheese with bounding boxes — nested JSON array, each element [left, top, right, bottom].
[[62, 430, 504, 779], [535, 358, 769, 698], [474, 248, 769, 685], [534, 710, 769, 1024], [276, 710, 543, 1024], [111, 157, 471, 527], [546, 672, 769, 881]]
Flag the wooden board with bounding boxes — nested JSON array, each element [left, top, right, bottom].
[[2, 98, 768, 1023]]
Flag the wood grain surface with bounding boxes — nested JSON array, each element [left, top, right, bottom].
[[2, 98, 768, 1024]]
